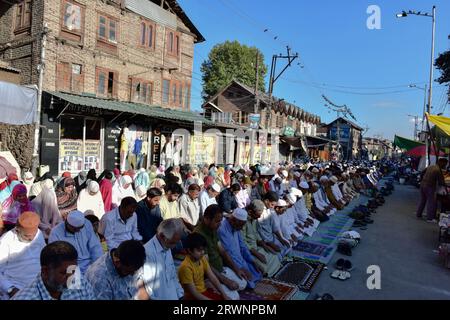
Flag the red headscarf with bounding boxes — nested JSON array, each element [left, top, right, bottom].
[[99, 178, 113, 212], [7, 173, 18, 185], [62, 172, 72, 178]]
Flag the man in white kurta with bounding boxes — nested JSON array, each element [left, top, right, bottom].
[[0, 212, 45, 300]]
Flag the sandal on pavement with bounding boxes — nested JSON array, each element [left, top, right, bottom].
[[330, 269, 341, 279]]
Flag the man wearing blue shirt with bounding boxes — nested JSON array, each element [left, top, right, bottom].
[[49, 210, 103, 274]]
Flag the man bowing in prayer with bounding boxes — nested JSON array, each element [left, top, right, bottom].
[[218, 208, 263, 289], [49, 210, 103, 274]]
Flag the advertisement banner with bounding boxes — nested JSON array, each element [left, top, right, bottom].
[[190, 135, 216, 165], [59, 139, 83, 172], [84, 140, 101, 171], [239, 143, 272, 165]]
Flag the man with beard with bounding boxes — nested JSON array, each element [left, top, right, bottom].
[[12, 241, 95, 300], [0, 212, 45, 299]]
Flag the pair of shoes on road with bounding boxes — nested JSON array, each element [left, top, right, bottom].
[[330, 259, 353, 281], [426, 219, 438, 223], [337, 242, 353, 256]]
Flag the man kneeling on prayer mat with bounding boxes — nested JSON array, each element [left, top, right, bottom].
[[242, 200, 282, 277], [298, 181, 329, 222], [13, 241, 95, 300], [280, 193, 305, 243], [0, 211, 45, 299], [310, 182, 336, 217], [291, 188, 320, 236], [323, 176, 345, 210], [273, 199, 294, 255], [218, 208, 263, 289]]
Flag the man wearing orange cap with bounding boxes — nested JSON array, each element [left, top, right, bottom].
[[0, 211, 45, 299]]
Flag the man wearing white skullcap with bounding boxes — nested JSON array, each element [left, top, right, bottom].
[[77, 180, 105, 219], [272, 199, 293, 256], [323, 176, 345, 210], [279, 194, 304, 243], [218, 208, 263, 289], [49, 210, 103, 274]]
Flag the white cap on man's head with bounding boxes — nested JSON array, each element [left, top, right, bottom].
[[299, 181, 309, 189], [232, 208, 248, 221], [67, 210, 85, 228], [211, 183, 221, 193], [276, 199, 288, 207], [330, 176, 338, 183]]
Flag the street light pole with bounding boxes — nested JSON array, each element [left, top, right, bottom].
[[397, 6, 436, 167]]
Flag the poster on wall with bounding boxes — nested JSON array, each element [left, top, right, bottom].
[[84, 140, 101, 171], [239, 143, 272, 165], [59, 139, 83, 172], [190, 135, 216, 165]]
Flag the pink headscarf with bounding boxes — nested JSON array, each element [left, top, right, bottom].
[[2, 183, 34, 225]]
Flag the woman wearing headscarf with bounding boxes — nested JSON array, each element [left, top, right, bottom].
[[204, 166, 217, 190], [22, 171, 35, 197], [56, 177, 78, 219], [215, 167, 226, 189], [0, 173, 20, 204], [75, 171, 87, 193], [77, 180, 105, 219], [1, 184, 35, 231], [31, 179, 61, 239], [150, 177, 166, 194], [135, 168, 150, 190], [111, 175, 135, 209], [99, 170, 113, 212], [149, 165, 158, 186]]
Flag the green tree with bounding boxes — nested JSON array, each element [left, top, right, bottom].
[[201, 40, 267, 99], [435, 50, 450, 103]]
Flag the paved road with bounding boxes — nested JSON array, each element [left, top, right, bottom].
[[310, 182, 450, 300]]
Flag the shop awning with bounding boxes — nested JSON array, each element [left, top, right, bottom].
[[427, 113, 450, 137], [47, 91, 214, 125], [393, 135, 424, 151], [305, 135, 337, 147]]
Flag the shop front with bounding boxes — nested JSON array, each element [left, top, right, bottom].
[[40, 91, 214, 176]]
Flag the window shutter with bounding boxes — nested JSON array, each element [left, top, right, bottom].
[[112, 72, 118, 98], [56, 62, 71, 92]]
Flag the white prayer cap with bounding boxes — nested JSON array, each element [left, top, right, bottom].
[[88, 181, 100, 194], [140, 168, 146, 173], [330, 176, 338, 183], [24, 171, 34, 180], [281, 170, 289, 178], [291, 187, 303, 198], [276, 199, 288, 207], [135, 185, 147, 201], [211, 183, 221, 193], [311, 168, 319, 174], [67, 210, 85, 228], [260, 167, 276, 176], [299, 181, 309, 189], [319, 176, 329, 182], [286, 193, 297, 205], [294, 171, 301, 178], [121, 175, 132, 186], [232, 208, 248, 221], [43, 179, 54, 190]]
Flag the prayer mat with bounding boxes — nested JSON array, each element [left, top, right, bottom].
[[274, 260, 324, 292], [293, 241, 328, 255], [239, 279, 298, 301]]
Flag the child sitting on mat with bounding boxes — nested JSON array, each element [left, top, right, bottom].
[[178, 233, 232, 300]]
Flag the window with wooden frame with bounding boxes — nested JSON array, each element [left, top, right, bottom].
[[97, 14, 118, 53], [56, 62, 84, 93], [15, 0, 32, 33], [184, 83, 190, 110], [139, 20, 155, 49], [131, 78, 153, 105], [166, 29, 180, 57], [96, 67, 118, 98], [162, 79, 170, 104], [60, 0, 84, 42]]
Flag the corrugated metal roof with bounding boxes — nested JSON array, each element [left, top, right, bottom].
[[47, 91, 213, 125]]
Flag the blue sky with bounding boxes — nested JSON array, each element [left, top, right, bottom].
[[178, 0, 450, 140]]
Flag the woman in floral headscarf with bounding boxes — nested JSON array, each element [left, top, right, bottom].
[[1, 184, 35, 231], [56, 177, 78, 219]]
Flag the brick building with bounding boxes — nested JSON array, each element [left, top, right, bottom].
[[202, 79, 323, 163], [0, 0, 209, 175]]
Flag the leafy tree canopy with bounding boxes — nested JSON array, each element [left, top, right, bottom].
[[201, 40, 267, 99], [435, 50, 450, 103]]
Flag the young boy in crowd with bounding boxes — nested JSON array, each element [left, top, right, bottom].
[[178, 233, 231, 300]]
